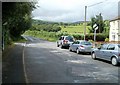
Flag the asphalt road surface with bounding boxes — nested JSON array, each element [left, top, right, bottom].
[[22, 36, 120, 83], [3, 35, 120, 84]]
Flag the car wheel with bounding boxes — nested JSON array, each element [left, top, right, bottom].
[[60, 44, 63, 48], [91, 52, 96, 59], [76, 48, 80, 54], [69, 47, 72, 52], [57, 43, 59, 47], [111, 57, 118, 66]]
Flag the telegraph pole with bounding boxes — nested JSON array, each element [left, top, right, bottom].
[[84, 6, 87, 40], [84, 0, 108, 41]]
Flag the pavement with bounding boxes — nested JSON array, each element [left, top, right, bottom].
[[0, 50, 2, 84], [2, 35, 120, 84], [2, 44, 26, 84]]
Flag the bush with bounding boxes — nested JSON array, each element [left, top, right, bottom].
[[24, 30, 108, 42], [88, 40, 94, 43], [86, 33, 108, 41], [105, 38, 109, 42], [72, 34, 84, 40]]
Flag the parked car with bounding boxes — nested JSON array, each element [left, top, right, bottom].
[[57, 36, 74, 48], [69, 40, 92, 54], [91, 43, 120, 66]]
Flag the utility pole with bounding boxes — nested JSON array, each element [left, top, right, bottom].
[[84, 6, 87, 40], [83, 0, 108, 41]]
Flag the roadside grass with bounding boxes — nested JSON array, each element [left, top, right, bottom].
[[3, 36, 27, 53], [24, 30, 58, 42], [2, 44, 15, 58], [61, 25, 90, 34], [13, 36, 27, 43]]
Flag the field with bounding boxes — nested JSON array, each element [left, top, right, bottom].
[[61, 25, 90, 34]]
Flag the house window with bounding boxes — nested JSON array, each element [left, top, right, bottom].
[[118, 21, 120, 29], [112, 35, 115, 41]]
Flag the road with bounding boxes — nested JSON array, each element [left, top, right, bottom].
[[2, 36, 119, 84], [22, 36, 119, 83]]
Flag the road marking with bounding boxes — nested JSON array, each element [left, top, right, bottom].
[[22, 43, 29, 84], [65, 60, 86, 64], [74, 80, 80, 83]]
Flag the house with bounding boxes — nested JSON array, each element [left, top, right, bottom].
[[109, 17, 120, 41]]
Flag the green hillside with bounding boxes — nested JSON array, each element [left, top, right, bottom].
[[61, 25, 90, 34]]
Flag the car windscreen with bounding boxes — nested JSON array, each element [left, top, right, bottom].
[[118, 45, 120, 51], [118, 45, 120, 50], [118, 45, 120, 48], [81, 41, 92, 45], [65, 36, 74, 41]]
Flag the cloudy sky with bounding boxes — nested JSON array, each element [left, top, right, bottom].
[[32, 0, 120, 22]]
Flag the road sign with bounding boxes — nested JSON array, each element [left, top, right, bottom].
[[93, 24, 97, 28]]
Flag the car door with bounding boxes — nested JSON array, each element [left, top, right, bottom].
[[104, 44, 115, 61], [74, 41, 80, 51], [71, 41, 79, 51], [58, 36, 63, 45], [96, 44, 108, 59]]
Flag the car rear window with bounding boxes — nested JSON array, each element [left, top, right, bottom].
[[81, 41, 92, 45], [65, 36, 74, 41], [118, 45, 120, 48]]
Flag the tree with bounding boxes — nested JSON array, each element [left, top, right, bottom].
[[2, 2, 36, 42], [89, 13, 105, 33]]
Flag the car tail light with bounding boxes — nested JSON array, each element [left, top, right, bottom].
[[80, 45, 84, 48], [80, 45, 85, 49], [119, 53, 120, 56], [63, 40, 68, 44]]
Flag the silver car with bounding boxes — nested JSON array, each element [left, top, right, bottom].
[[57, 36, 74, 48], [91, 44, 120, 66], [69, 40, 92, 54]]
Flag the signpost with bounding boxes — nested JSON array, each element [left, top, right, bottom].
[[93, 24, 98, 47]]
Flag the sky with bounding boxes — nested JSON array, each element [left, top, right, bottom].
[[32, 0, 120, 22]]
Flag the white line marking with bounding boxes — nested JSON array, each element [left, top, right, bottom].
[[22, 43, 29, 83]]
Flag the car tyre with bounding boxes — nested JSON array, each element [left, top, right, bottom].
[[111, 57, 118, 66], [60, 44, 63, 49], [57, 43, 59, 47], [76, 48, 80, 54], [91, 52, 96, 60], [69, 47, 72, 52]]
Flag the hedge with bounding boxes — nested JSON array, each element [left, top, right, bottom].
[[24, 30, 109, 42], [86, 33, 109, 41]]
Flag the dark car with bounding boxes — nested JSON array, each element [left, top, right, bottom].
[[91, 43, 120, 66], [57, 36, 74, 48], [69, 40, 92, 54]]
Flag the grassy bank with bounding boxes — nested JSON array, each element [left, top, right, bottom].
[[24, 30, 84, 42], [24, 30, 60, 42], [61, 25, 90, 33]]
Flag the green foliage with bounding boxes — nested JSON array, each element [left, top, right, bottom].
[[102, 20, 110, 35], [2, 2, 36, 45], [105, 38, 109, 42], [89, 13, 105, 33], [31, 20, 61, 32], [88, 40, 94, 43], [24, 30, 109, 42], [61, 25, 90, 34], [72, 34, 84, 40], [86, 33, 108, 41]]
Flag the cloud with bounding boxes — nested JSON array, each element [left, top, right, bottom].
[[32, 0, 120, 22]]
